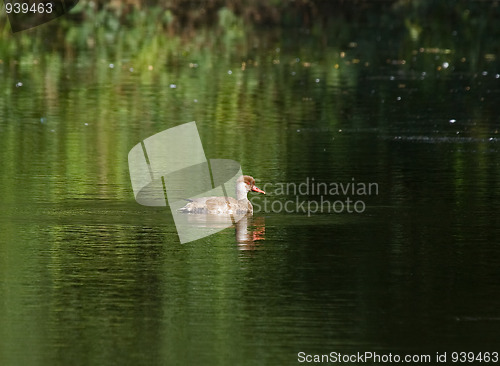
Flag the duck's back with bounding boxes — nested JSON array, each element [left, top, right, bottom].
[[179, 196, 251, 214]]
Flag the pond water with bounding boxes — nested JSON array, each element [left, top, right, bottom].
[[1, 9, 500, 366]]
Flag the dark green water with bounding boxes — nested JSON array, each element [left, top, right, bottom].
[[1, 8, 500, 366]]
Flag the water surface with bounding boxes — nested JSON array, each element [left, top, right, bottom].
[[1, 11, 500, 366]]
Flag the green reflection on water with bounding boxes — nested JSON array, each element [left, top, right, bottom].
[[1, 3, 500, 366]]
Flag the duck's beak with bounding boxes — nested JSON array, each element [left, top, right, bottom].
[[251, 186, 266, 194]]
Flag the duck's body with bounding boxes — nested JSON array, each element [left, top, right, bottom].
[[179, 175, 265, 215], [179, 196, 253, 215]]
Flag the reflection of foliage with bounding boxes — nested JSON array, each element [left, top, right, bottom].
[[0, 8, 498, 353], [1, 2, 500, 201]]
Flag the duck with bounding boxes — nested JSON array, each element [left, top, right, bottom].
[[179, 175, 265, 215]]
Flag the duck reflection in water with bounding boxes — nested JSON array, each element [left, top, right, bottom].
[[235, 215, 266, 250], [179, 211, 266, 248]]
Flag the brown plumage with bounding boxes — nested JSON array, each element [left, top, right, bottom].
[[179, 175, 265, 215]]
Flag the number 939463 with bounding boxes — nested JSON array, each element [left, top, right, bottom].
[[4, 2, 53, 14]]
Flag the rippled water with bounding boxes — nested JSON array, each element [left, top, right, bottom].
[[1, 14, 500, 366]]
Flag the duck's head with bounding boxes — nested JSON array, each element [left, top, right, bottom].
[[236, 175, 266, 198]]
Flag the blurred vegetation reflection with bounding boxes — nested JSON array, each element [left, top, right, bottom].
[[1, 1, 500, 365], [1, 1, 500, 198]]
